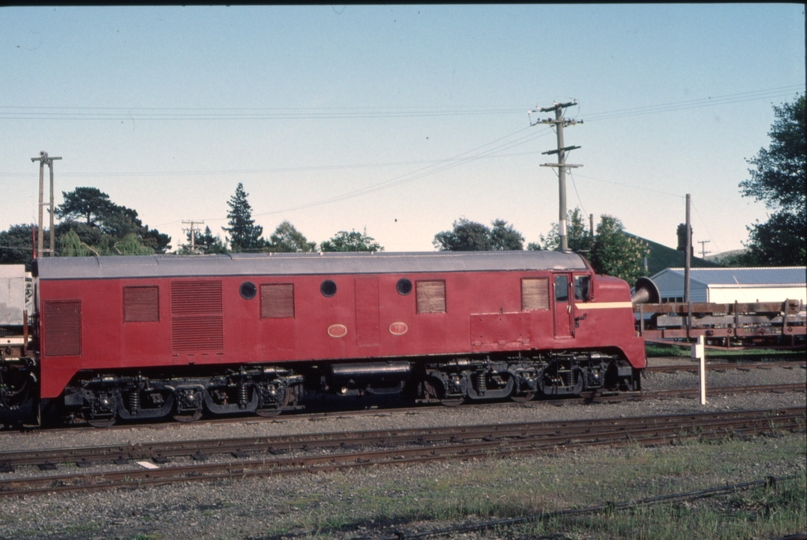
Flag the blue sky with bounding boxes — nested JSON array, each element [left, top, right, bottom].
[[1, 5, 804, 256]]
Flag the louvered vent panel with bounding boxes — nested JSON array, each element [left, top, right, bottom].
[[171, 280, 223, 352], [171, 281, 222, 314], [416, 280, 446, 314], [522, 278, 549, 311], [171, 316, 224, 351], [261, 284, 294, 318], [44, 301, 81, 356], [124, 286, 159, 322]]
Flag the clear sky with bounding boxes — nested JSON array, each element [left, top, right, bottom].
[[1, 5, 804, 257]]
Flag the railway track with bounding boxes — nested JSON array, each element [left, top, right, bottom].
[[0, 407, 803, 498], [1, 378, 803, 436], [644, 360, 806, 373]]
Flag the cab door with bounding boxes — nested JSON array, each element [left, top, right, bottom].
[[553, 273, 574, 339]]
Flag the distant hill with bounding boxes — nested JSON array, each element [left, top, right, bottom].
[[626, 233, 720, 276]]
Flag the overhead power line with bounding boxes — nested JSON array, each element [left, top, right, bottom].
[[0, 85, 801, 121]]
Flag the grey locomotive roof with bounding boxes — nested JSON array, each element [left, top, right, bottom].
[[653, 267, 806, 287], [35, 251, 589, 281]]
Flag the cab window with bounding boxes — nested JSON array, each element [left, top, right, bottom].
[[574, 275, 590, 301], [554, 275, 569, 302]]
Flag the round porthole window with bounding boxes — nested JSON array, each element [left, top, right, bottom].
[[240, 282, 257, 300], [396, 278, 412, 295], [320, 279, 337, 297]]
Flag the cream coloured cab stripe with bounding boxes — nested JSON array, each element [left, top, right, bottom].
[[576, 302, 633, 309]]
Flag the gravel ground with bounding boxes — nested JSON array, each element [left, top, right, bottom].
[[0, 359, 804, 540]]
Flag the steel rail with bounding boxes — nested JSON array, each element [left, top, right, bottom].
[[645, 360, 806, 373], [0, 407, 803, 468], [0, 408, 802, 498], [0, 380, 802, 436]]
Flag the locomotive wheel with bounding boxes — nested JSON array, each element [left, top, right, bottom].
[[439, 397, 464, 407], [87, 416, 116, 428], [256, 387, 291, 417], [173, 410, 203, 423], [510, 392, 535, 403], [423, 379, 465, 406], [255, 407, 282, 418]]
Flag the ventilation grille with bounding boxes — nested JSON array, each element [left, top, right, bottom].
[[417, 280, 446, 314], [124, 286, 159, 322], [522, 278, 549, 311], [171, 316, 225, 351], [171, 281, 223, 352], [44, 301, 81, 356], [171, 281, 222, 314], [261, 284, 294, 319]]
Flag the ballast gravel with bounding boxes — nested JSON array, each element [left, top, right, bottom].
[[0, 359, 803, 540]]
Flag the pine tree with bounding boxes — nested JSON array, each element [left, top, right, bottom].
[[222, 183, 264, 252]]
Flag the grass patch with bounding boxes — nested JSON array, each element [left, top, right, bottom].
[[259, 432, 806, 539], [505, 474, 807, 540]]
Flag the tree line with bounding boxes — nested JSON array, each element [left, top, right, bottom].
[[1, 94, 802, 280]]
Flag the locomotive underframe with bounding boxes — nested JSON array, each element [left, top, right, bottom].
[[52, 365, 305, 426], [418, 350, 639, 404], [0, 347, 639, 427]]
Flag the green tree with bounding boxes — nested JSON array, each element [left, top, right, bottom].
[[54, 187, 171, 254], [489, 219, 525, 250], [58, 229, 93, 257], [0, 224, 43, 269], [268, 221, 316, 252], [320, 230, 383, 252], [589, 215, 650, 284], [539, 208, 591, 252], [54, 187, 114, 227], [222, 183, 264, 252], [433, 218, 524, 251], [739, 94, 806, 265], [114, 233, 155, 255]]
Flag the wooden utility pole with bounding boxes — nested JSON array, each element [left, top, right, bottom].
[[698, 239, 711, 259], [530, 101, 582, 252], [684, 194, 691, 303], [182, 220, 205, 253], [685, 194, 692, 338], [30, 151, 62, 258]]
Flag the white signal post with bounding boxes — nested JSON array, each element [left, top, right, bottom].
[[691, 335, 706, 405]]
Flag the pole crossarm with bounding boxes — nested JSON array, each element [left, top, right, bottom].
[[540, 100, 578, 112], [542, 145, 581, 156]]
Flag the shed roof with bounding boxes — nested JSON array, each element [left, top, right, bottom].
[[651, 267, 806, 287], [35, 251, 590, 280]]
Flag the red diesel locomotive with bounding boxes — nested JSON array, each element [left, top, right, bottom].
[[2, 250, 644, 426]]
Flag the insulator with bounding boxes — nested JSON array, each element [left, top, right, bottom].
[[238, 384, 249, 407], [128, 391, 140, 415], [475, 372, 487, 394]]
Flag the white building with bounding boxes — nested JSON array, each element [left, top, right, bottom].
[[1, 265, 30, 326], [649, 267, 806, 304]]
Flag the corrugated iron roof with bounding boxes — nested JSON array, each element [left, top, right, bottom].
[[35, 251, 590, 280], [652, 267, 806, 286]]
